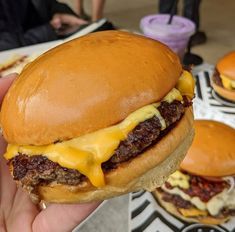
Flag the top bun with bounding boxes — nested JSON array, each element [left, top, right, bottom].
[[1, 31, 182, 145], [217, 51, 235, 80], [180, 120, 235, 177]]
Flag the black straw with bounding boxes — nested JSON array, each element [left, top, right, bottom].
[[167, 0, 179, 24]]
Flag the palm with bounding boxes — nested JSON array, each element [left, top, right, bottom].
[[0, 76, 100, 232]]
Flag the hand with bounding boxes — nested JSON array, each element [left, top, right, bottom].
[[0, 74, 100, 232], [50, 14, 88, 35]]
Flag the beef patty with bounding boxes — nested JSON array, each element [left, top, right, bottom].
[[165, 173, 229, 202], [158, 189, 235, 217], [10, 100, 185, 190], [212, 69, 223, 87], [160, 190, 193, 209]]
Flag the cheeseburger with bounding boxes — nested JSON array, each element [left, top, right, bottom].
[[0, 31, 194, 203], [154, 120, 235, 225], [212, 51, 235, 101]]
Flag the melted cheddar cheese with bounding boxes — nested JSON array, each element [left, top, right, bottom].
[[179, 208, 208, 217], [221, 74, 235, 90], [176, 70, 195, 98], [6, 103, 164, 187], [167, 170, 190, 189], [4, 70, 194, 187]]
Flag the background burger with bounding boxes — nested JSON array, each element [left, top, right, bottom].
[[0, 31, 194, 204], [154, 120, 235, 225], [212, 51, 235, 102]]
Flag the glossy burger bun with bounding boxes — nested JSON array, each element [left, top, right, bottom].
[[1, 31, 194, 203], [212, 51, 235, 101], [217, 51, 235, 81], [211, 80, 235, 102], [1, 31, 182, 145], [29, 108, 193, 203], [211, 78, 235, 102], [180, 120, 235, 177], [153, 191, 229, 225]]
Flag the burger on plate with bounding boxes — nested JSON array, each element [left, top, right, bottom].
[[0, 31, 195, 203], [0, 53, 39, 78], [154, 120, 235, 224], [212, 51, 235, 102]]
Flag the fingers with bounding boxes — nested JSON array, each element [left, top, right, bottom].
[[0, 136, 18, 217], [0, 74, 17, 104], [61, 15, 88, 25], [53, 14, 88, 27], [4, 187, 39, 232], [0, 73, 17, 209], [50, 14, 62, 29], [33, 202, 101, 232]]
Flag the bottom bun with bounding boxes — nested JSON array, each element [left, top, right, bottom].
[[212, 78, 235, 102], [153, 190, 229, 225], [36, 108, 194, 203]]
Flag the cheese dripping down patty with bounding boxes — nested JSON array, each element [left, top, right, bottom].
[[4, 70, 194, 188], [164, 170, 235, 216]]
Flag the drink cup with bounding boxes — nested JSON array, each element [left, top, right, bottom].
[[140, 14, 196, 58]]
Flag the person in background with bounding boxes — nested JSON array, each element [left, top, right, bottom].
[[0, 0, 88, 51], [159, 0, 207, 46], [0, 74, 100, 232], [77, 0, 106, 22]]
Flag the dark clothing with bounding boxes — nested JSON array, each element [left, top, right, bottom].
[[159, 0, 201, 29], [183, 0, 201, 29], [0, 0, 77, 51]]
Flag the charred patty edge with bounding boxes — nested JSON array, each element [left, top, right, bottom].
[[10, 100, 186, 191], [157, 189, 235, 218]]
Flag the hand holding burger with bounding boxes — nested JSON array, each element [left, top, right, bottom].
[[0, 75, 100, 232], [0, 31, 195, 204]]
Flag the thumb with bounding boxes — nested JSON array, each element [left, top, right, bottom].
[[60, 14, 88, 25]]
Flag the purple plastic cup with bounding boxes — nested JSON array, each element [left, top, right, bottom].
[[140, 14, 195, 58]]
